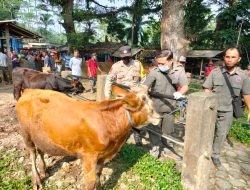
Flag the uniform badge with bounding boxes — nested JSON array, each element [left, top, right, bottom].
[[236, 76, 241, 82], [109, 67, 112, 74]]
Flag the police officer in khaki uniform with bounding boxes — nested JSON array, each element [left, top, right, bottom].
[[203, 47, 250, 167], [104, 46, 144, 146], [143, 50, 189, 160]]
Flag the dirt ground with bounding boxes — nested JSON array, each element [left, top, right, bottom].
[[0, 85, 21, 149]]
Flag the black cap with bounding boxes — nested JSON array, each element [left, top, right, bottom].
[[119, 46, 132, 58], [91, 53, 97, 57]]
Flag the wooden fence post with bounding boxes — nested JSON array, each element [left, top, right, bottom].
[[42, 67, 51, 73], [61, 71, 72, 78], [96, 74, 107, 101], [182, 92, 217, 190]]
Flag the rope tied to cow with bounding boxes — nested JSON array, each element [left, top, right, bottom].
[[67, 74, 97, 81]]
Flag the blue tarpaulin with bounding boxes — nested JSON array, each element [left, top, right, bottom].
[[0, 37, 23, 52]]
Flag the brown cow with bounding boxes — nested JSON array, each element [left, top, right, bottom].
[[16, 87, 160, 190], [12, 67, 84, 100]]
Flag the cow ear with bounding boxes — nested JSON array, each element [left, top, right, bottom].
[[111, 85, 130, 98], [123, 93, 142, 112]]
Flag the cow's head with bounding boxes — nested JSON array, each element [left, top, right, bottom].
[[56, 76, 85, 93], [112, 85, 160, 127], [70, 80, 85, 93]]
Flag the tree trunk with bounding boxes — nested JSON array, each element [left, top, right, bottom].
[[61, 0, 75, 40], [161, 0, 190, 60], [213, 0, 236, 49]]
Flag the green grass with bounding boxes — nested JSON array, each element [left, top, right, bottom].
[[229, 110, 250, 146], [0, 145, 182, 190], [0, 148, 32, 190], [105, 144, 182, 190], [188, 83, 203, 93]]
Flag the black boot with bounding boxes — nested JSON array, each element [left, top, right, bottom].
[[211, 157, 221, 167]]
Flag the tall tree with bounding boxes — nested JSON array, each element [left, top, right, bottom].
[[106, 15, 127, 42], [142, 18, 161, 48], [184, 0, 213, 44], [39, 13, 54, 31], [213, 0, 250, 48], [0, 0, 23, 20], [161, 0, 190, 59], [39, 0, 75, 40], [74, 0, 161, 46]]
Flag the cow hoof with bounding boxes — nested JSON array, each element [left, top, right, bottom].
[[32, 184, 40, 190], [40, 172, 46, 179]]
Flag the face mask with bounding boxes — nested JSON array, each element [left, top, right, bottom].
[[158, 65, 169, 72]]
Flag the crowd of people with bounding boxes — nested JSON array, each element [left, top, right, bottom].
[[0, 49, 100, 86], [0, 49, 60, 84]]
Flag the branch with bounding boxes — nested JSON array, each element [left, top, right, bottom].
[[73, 6, 132, 22], [143, 5, 162, 15], [73, 3, 161, 22], [88, 0, 115, 9]]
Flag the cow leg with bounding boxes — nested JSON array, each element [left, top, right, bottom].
[[13, 85, 22, 100], [29, 147, 43, 190], [37, 149, 46, 178], [96, 160, 104, 190], [21, 130, 42, 190], [82, 154, 98, 190], [44, 83, 53, 90]]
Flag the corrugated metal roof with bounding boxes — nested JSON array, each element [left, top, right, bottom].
[[0, 20, 15, 23], [187, 50, 223, 58], [0, 20, 41, 38]]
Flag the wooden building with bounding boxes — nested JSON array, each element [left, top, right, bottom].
[[0, 20, 41, 56]]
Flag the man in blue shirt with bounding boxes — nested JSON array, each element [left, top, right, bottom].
[[64, 51, 72, 71]]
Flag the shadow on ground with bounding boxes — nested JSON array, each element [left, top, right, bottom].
[[103, 144, 147, 189]]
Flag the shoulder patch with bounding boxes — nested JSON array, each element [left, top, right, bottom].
[[109, 67, 113, 74], [235, 76, 242, 82], [133, 60, 141, 67]]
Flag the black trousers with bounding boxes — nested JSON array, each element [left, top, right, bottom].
[[148, 113, 174, 148]]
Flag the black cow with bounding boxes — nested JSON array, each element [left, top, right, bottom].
[[12, 67, 85, 100]]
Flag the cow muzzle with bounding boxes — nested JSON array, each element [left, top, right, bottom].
[[149, 111, 161, 125]]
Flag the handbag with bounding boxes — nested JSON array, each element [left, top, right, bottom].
[[222, 72, 243, 118]]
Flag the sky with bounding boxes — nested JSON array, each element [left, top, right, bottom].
[[19, 0, 220, 37], [100, 0, 129, 7]]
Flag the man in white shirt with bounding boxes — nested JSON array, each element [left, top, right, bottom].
[[70, 50, 82, 79], [0, 49, 10, 84]]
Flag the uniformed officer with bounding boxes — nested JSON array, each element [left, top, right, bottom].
[[143, 50, 189, 160], [176, 55, 186, 68], [203, 47, 250, 167], [104, 46, 144, 146]]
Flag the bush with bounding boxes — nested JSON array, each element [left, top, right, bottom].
[[229, 110, 250, 146]]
